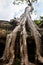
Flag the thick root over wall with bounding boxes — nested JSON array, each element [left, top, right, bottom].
[[0, 6, 43, 65]]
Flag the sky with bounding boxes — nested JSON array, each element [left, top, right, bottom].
[[31, 0, 43, 20], [0, 0, 43, 21]]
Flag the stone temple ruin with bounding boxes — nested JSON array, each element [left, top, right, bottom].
[[0, 2, 43, 65]]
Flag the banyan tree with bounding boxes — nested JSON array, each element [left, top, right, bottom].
[[0, 0, 43, 65]]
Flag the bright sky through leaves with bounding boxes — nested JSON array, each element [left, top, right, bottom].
[[0, 0, 43, 21]]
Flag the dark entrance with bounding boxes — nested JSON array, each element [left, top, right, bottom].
[[27, 37, 36, 63], [0, 37, 5, 58]]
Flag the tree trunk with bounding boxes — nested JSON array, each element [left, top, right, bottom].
[[20, 32, 24, 65], [0, 5, 43, 65], [22, 24, 29, 65]]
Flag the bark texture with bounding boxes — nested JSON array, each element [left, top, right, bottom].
[[0, 5, 43, 65]]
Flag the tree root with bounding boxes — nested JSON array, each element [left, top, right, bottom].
[[0, 5, 43, 65]]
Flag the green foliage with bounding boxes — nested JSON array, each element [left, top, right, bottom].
[[40, 16, 43, 20], [34, 17, 43, 27], [13, 58, 20, 65], [34, 20, 40, 25], [31, 0, 37, 2], [13, 0, 37, 5]]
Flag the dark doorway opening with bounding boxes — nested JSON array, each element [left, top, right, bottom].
[[0, 37, 6, 58], [27, 37, 36, 63]]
